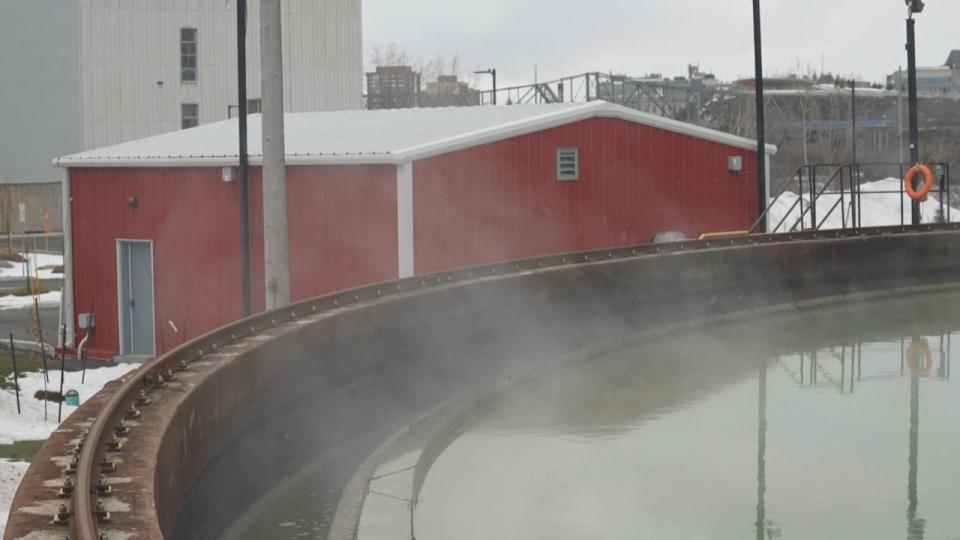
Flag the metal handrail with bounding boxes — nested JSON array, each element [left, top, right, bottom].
[[816, 197, 846, 231], [750, 166, 804, 233], [757, 161, 952, 235], [792, 165, 845, 232], [67, 222, 960, 539]]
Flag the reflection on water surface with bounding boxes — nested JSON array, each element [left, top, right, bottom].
[[415, 293, 958, 540]]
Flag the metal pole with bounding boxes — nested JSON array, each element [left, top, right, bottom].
[[850, 80, 859, 228], [9, 334, 20, 414], [80, 298, 93, 384], [492, 69, 497, 105], [261, 0, 291, 309], [948, 163, 952, 222], [840, 167, 847, 228], [534, 65, 538, 104], [898, 66, 904, 165], [752, 0, 768, 232], [900, 163, 906, 226], [810, 167, 817, 230], [35, 297, 48, 382], [58, 324, 65, 423], [851, 80, 857, 167], [237, 0, 251, 316], [906, 14, 921, 224]]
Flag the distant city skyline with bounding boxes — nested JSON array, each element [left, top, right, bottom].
[[364, 0, 960, 88]]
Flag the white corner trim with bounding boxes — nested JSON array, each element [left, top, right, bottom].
[[61, 168, 75, 347], [397, 162, 414, 278]]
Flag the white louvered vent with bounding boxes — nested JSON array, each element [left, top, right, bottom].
[[556, 147, 579, 181]]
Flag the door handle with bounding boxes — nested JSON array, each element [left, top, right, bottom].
[[129, 298, 136, 309]]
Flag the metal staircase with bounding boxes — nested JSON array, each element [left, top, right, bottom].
[[750, 162, 952, 234]]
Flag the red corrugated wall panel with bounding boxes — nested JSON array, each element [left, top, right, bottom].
[[412, 117, 759, 274], [285, 165, 398, 300], [70, 164, 396, 358]]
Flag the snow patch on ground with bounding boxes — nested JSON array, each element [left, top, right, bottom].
[[0, 290, 61, 311], [1, 363, 139, 444], [767, 178, 959, 231], [0, 253, 63, 281], [1, 363, 138, 533], [0, 460, 29, 537]]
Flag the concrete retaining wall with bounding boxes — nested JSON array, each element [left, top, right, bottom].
[[6, 227, 960, 540]]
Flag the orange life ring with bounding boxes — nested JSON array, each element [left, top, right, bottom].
[[906, 339, 933, 376], [904, 164, 934, 201]]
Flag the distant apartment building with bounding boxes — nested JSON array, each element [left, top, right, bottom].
[[421, 75, 480, 107], [0, 0, 362, 233], [365, 68, 483, 109], [887, 50, 960, 94], [365, 66, 422, 110]]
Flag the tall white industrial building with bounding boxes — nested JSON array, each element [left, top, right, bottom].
[[0, 0, 363, 231]]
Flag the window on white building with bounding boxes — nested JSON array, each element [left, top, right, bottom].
[[181, 28, 198, 82], [182, 104, 199, 129]]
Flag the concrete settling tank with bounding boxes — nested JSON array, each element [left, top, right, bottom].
[[6, 224, 960, 540]]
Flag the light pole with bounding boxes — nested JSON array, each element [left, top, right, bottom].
[[851, 79, 859, 227], [905, 0, 925, 225], [752, 0, 767, 232], [474, 68, 497, 105], [237, 0, 251, 316], [850, 79, 857, 167]]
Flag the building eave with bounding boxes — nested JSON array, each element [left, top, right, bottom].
[[54, 153, 399, 168], [55, 101, 777, 169]]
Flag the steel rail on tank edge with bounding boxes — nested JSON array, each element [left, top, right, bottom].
[[68, 222, 960, 539]]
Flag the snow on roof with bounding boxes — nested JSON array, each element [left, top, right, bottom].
[[56, 101, 776, 168]]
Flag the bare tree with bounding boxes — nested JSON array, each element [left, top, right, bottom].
[[422, 53, 463, 83], [422, 53, 446, 82], [449, 54, 461, 78], [369, 42, 412, 67]]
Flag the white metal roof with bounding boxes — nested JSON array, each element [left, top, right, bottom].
[[56, 101, 776, 168]]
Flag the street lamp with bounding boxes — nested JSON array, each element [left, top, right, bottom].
[[474, 68, 497, 105], [236, 0, 251, 316], [905, 0, 924, 225], [752, 0, 767, 232]]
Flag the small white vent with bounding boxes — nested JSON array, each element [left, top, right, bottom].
[[556, 147, 579, 181]]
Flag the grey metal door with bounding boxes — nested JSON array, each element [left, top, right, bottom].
[[118, 240, 155, 356]]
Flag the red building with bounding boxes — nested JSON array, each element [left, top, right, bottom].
[[56, 101, 776, 359]]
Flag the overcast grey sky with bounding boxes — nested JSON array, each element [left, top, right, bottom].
[[364, 0, 959, 88]]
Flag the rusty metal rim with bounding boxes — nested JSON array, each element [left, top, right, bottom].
[[69, 222, 960, 539]]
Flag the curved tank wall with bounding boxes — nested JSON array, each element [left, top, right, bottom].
[[6, 225, 960, 540]]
